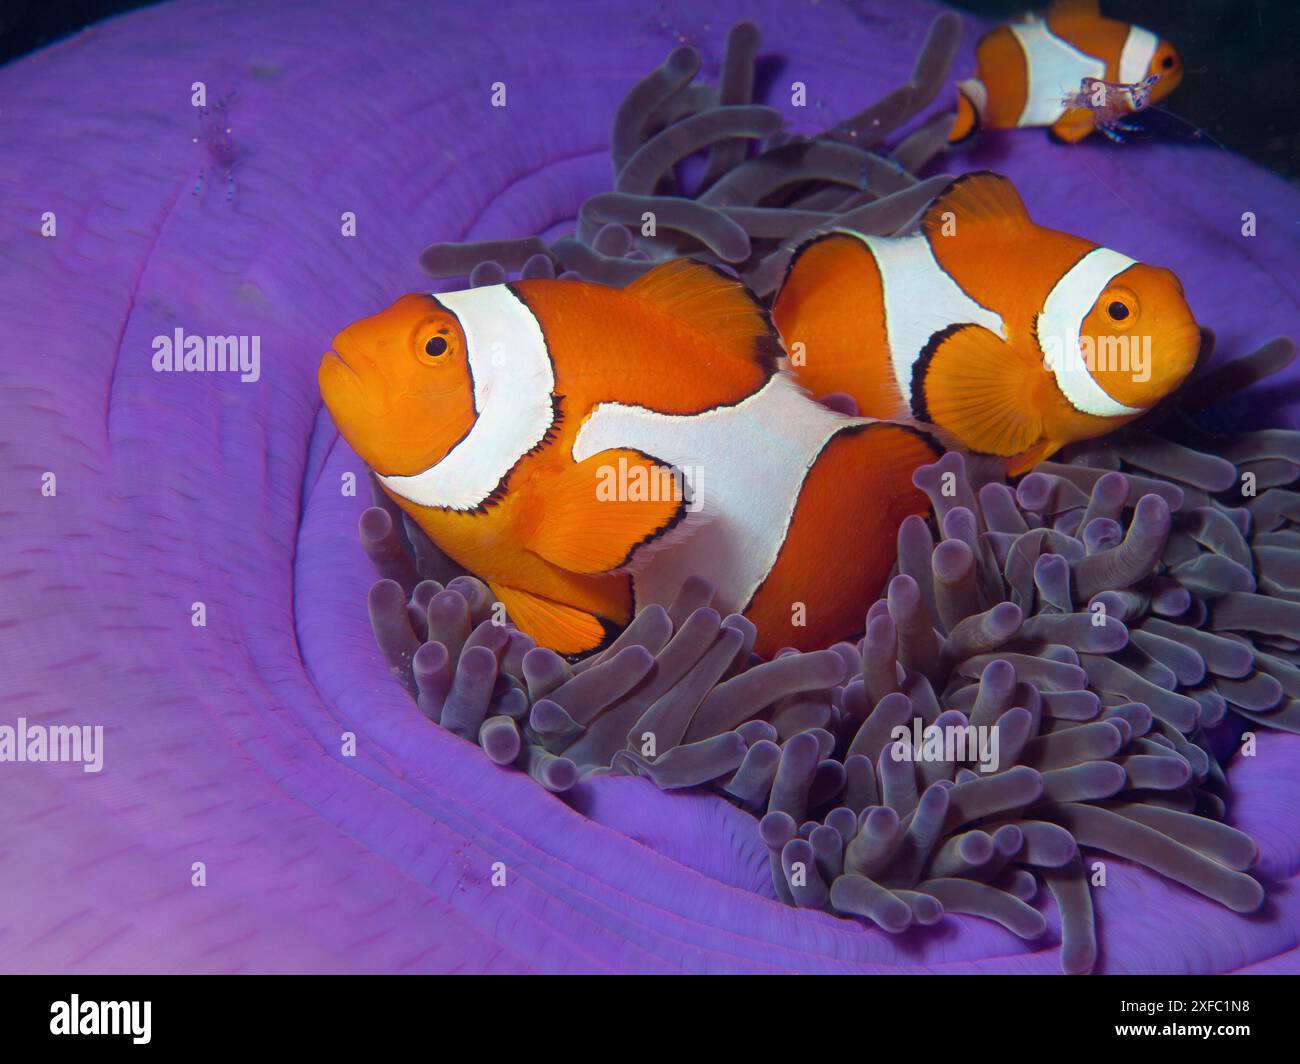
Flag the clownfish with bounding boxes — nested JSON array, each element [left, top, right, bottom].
[[771, 172, 1200, 475], [320, 260, 939, 657], [948, 0, 1183, 144]]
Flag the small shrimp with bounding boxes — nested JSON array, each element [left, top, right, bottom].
[[192, 91, 239, 201], [1061, 74, 1158, 142]]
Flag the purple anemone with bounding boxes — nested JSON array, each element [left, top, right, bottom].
[[2, 0, 1299, 973]]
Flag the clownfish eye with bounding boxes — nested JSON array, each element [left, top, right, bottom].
[[1098, 286, 1139, 329], [1161, 55, 1175, 70], [424, 335, 448, 357]]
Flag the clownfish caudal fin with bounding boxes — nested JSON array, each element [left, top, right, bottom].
[[948, 79, 986, 144], [915, 323, 1044, 459], [624, 258, 783, 371], [921, 171, 1032, 242], [488, 582, 615, 657], [523, 448, 689, 575]]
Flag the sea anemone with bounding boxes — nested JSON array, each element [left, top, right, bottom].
[[354, 16, 1300, 973]]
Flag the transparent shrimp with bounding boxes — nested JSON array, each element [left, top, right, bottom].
[[192, 91, 239, 201], [1061, 74, 1159, 142]]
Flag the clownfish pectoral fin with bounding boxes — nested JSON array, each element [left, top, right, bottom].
[[624, 258, 782, 372], [1049, 108, 1097, 144], [524, 449, 689, 575], [921, 171, 1032, 248], [488, 582, 613, 657], [916, 323, 1044, 458]]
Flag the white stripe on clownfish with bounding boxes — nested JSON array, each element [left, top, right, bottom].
[[831, 229, 1006, 411], [1118, 24, 1159, 85], [378, 285, 556, 512], [1036, 247, 1145, 418], [1009, 15, 1106, 127], [956, 77, 989, 123], [571, 371, 854, 617]]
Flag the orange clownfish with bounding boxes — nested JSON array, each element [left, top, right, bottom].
[[771, 172, 1200, 475], [948, 0, 1183, 144], [320, 260, 939, 657]]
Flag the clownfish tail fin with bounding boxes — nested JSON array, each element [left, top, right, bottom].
[[948, 78, 987, 144]]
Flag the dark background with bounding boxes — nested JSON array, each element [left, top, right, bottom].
[[949, 0, 1299, 181], [2, 0, 1296, 182]]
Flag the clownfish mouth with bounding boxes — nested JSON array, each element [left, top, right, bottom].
[[321, 348, 371, 392], [321, 347, 391, 417], [323, 348, 359, 380]]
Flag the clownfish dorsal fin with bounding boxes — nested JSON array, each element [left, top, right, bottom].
[[1049, 0, 1102, 19], [624, 258, 782, 371], [921, 171, 1033, 246]]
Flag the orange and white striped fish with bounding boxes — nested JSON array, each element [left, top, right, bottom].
[[771, 172, 1201, 475], [320, 260, 938, 657], [948, 0, 1183, 144]]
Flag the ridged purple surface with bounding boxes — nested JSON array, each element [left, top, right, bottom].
[[1, 0, 1298, 972]]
